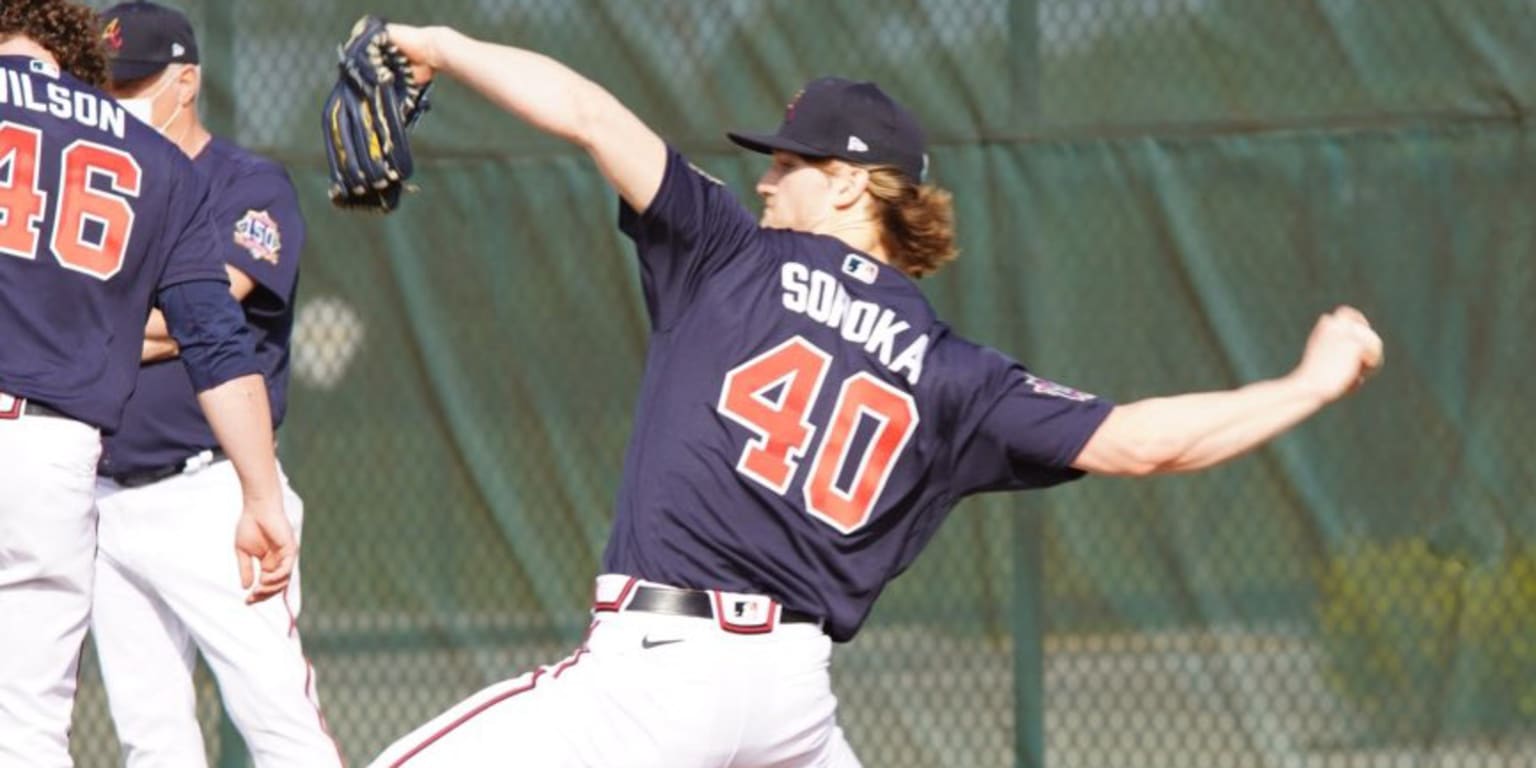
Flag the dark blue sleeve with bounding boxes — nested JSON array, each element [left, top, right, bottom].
[[156, 153, 228, 289], [216, 165, 303, 309], [949, 350, 1114, 496], [158, 280, 261, 392], [618, 146, 760, 331]]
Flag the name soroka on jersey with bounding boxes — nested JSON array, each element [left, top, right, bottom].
[[779, 262, 929, 385], [0, 68, 129, 139]]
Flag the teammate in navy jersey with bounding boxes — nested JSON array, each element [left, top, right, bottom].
[[366, 23, 1384, 767], [0, 3, 295, 765], [84, 4, 341, 766]]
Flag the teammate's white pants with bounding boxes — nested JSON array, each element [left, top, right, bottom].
[[368, 576, 861, 768], [92, 460, 340, 768], [0, 410, 102, 768]]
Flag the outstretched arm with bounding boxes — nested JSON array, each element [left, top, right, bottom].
[[1073, 305, 1384, 476], [385, 24, 667, 213]]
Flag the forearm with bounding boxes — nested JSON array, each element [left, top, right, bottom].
[[197, 373, 280, 503], [415, 26, 665, 209], [200, 373, 295, 603], [1077, 374, 1329, 476], [1074, 306, 1383, 477]]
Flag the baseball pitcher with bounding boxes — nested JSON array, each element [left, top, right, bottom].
[[353, 21, 1384, 768]]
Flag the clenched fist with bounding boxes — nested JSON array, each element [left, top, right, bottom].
[[1293, 305, 1385, 402]]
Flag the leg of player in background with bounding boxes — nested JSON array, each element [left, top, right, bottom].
[[0, 415, 103, 768], [93, 462, 340, 768], [194, 472, 342, 768], [91, 495, 208, 767]]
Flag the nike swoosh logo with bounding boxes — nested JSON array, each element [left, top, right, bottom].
[[641, 636, 684, 650]]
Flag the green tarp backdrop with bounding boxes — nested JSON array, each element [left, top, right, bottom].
[[71, 1, 1534, 766]]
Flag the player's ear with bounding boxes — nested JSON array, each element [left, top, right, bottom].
[[175, 64, 200, 107], [830, 163, 869, 210]]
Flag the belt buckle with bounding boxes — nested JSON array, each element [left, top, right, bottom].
[[711, 591, 778, 635], [181, 449, 217, 475]]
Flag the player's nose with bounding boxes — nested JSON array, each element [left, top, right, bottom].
[[755, 168, 780, 197]]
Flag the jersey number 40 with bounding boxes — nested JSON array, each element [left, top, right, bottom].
[[0, 122, 141, 281], [718, 336, 919, 535]]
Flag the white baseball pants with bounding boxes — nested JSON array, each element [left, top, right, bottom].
[[91, 460, 340, 767], [0, 407, 102, 768], [367, 576, 861, 768]]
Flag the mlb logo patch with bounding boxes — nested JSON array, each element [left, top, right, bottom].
[[28, 59, 59, 79], [1024, 373, 1096, 402], [234, 210, 281, 264], [842, 253, 879, 285], [713, 591, 777, 634]]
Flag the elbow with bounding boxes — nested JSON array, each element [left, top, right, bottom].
[[568, 83, 616, 150], [1074, 415, 1187, 477], [1117, 437, 1184, 477]]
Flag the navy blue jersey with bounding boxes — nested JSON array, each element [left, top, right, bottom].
[[0, 56, 226, 431], [603, 148, 1114, 642], [99, 137, 303, 476]]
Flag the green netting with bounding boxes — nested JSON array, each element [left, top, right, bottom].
[[70, 1, 1535, 766]]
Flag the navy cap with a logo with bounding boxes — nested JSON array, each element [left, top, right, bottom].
[[100, 1, 200, 83], [728, 77, 929, 183]]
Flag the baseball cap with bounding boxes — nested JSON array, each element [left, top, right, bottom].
[[728, 77, 929, 183], [99, 1, 200, 83]]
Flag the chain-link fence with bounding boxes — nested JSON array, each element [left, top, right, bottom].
[[70, 1, 1536, 766]]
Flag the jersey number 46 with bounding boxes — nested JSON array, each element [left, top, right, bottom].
[[0, 122, 141, 281], [718, 336, 919, 535]]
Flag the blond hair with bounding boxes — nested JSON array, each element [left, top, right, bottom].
[[863, 166, 959, 279]]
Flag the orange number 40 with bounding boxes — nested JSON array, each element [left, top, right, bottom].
[[1, 121, 141, 280], [717, 336, 919, 534]]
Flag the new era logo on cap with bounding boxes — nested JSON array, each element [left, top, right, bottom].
[[847, 136, 868, 153]]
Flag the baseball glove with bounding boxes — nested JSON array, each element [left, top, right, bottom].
[[322, 15, 432, 213]]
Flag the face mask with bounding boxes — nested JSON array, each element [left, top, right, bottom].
[[118, 70, 181, 134]]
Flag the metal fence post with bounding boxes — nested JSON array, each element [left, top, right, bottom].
[[1009, 2, 1043, 765], [1015, 510, 1046, 768]]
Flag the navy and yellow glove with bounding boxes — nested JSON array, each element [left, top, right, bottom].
[[322, 15, 431, 212]]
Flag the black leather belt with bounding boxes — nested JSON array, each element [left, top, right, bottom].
[[0, 398, 71, 420], [24, 401, 69, 418], [106, 448, 228, 489], [624, 585, 821, 625]]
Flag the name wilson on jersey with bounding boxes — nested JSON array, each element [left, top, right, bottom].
[[0, 68, 128, 139], [780, 262, 929, 385]]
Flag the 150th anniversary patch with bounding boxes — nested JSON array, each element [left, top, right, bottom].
[[234, 209, 281, 264]]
